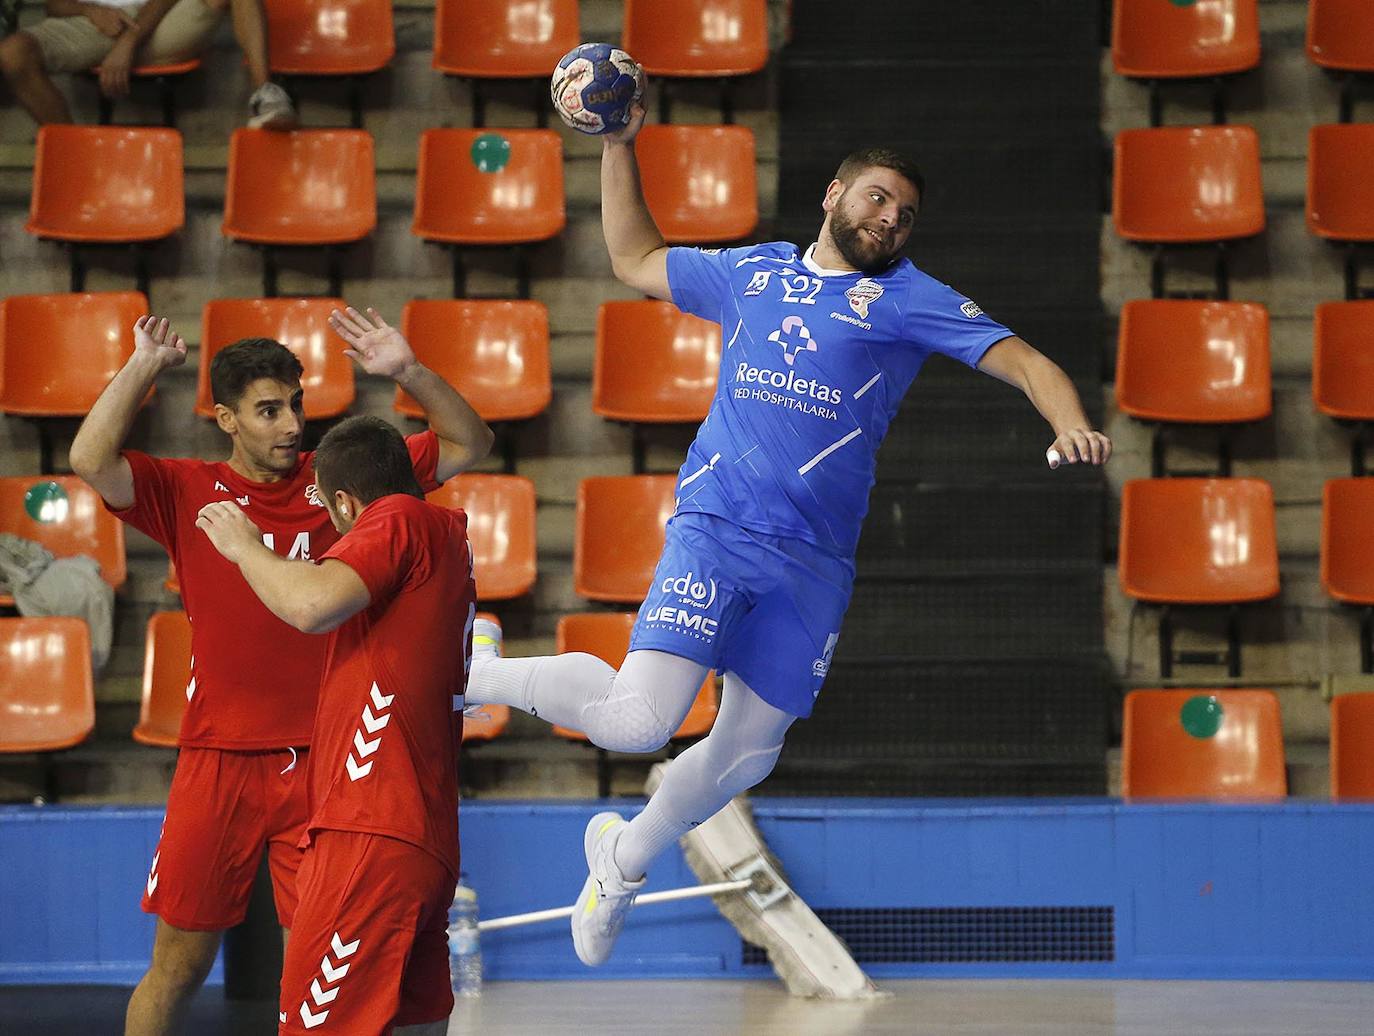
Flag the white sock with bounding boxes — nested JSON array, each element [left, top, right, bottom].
[[614, 799, 690, 882]]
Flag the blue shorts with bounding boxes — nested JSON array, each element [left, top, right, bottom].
[[630, 513, 855, 718]]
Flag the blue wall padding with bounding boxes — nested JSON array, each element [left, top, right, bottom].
[[3, 799, 1372, 983]]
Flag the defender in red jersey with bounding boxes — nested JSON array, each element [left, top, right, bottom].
[[70, 309, 493, 1036], [197, 414, 475, 1036]]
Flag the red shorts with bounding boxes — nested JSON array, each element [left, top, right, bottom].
[[141, 745, 309, 931], [279, 830, 456, 1036]]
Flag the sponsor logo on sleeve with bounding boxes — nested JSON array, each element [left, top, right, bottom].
[[305, 483, 325, 508], [960, 300, 984, 319], [743, 271, 772, 296]]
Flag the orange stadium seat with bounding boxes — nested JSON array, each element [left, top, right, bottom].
[[413, 129, 564, 297], [197, 298, 355, 420], [553, 611, 718, 794], [594, 301, 720, 423], [1116, 300, 1271, 475], [624, 0, 766, 122], [134, 610, 191, 748], [1307, 124, 1374, 242], [428, 475, 537, 600], [1330, 692, 1374, 799], [432, 0, 579, 78], [1113, 126, 1264, 298], [0, 291, 150, 472], [1307, 0, 1374, 76], [0, 617, 95, 753], [1119, 478, 1278, 605], [637, 125, 758, 243], [1308, 125, 1374, 298], [574, 476, 676, 602], [266, 0, 394, 76], [264, 0, 394, 128], [624, 0, 767, 77], [396, 300, 551, 423], [1319, 479, 1374, 672], [0, 292, 146, 418], [0, 477, 127, 604], [27, 126, 183, 296], [1114, 127, 1265, 244], [223, 129, 376, 295], [93, 57, 202, 128], [1112, 0, 1260, 79], [1122, 689, 1286, 799], [1313, 302, 1374, 471], [1116, 300, 1271, 424], [1120, 478, 1278, 677]]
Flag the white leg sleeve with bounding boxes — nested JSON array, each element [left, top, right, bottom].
[[466, 648, 708, 754], [613, 673, 794, 880]]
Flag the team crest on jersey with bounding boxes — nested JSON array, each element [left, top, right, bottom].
[[961, 300, 984, 319], [743, 271, 772, 296], [305, 483, 325, 508], [845, 278, 884, 319], [767, 316, 817, 366]]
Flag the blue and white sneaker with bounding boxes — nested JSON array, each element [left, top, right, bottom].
[[571, 812, 645, 966]]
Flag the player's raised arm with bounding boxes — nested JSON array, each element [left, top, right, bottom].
[[976, 335, 1112, 469], [601, 100, 672, 301], [328, 305, 494, 482], [70, 315, 187, 511]]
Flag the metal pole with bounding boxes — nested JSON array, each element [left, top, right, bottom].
[[477, 877, 755, 933]]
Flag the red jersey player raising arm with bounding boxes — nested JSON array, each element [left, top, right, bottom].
[[68, 307, 492, 1036], [197, 415, 476, 1036]]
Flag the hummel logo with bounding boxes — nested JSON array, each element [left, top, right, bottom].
[[236, 495, 250, 506], [347, 684, 393, 782], [145, 851, 160, 897], [214, 481, 230, 493], [300, 931, 359, 1028]]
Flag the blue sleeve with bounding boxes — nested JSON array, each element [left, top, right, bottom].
[[666, 247, 735, 322], [901, 277, 1015, 369]]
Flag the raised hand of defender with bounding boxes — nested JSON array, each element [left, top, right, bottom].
[[132, 315, 188, 370], [195, 501, 263, 564], [1046, 428, 1112, 469], [328, 306, 417, 380]]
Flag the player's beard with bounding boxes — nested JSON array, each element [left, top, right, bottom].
[[829, 205, 899, 274]]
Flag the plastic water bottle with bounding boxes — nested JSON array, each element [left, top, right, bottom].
[[448, 879, 482, 998]]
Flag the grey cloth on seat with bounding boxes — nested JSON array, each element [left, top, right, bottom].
[[0, 533, 115, 672]]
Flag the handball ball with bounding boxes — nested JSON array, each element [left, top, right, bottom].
[[550, 42, 645, 135]]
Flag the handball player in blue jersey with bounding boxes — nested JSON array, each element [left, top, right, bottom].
[[465, 97, 1111, 966]]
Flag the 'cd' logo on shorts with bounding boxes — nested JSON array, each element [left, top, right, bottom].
[[661, 571, 717, 610]]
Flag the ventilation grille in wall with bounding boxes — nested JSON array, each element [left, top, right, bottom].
[[742, 906, 1115, 965]]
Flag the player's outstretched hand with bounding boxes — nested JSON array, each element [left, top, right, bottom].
[[195, 501, 263, 564], [132, 315, 188, 370], [603, 99, 648, 146], [328, 306, 417, 380], [1046, 429, 1112, 469]]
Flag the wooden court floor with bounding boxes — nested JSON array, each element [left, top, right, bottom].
[[3, 979, 1370, 1034]]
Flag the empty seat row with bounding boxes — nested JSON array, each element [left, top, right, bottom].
[[26, 124, 758, 297], [0, 293, 721, 430]]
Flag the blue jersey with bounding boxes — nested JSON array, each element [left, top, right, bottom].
[[667, 242, 1014, 556]]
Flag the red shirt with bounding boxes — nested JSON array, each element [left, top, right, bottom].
[[109, 433, 441, 750], [307, 494, 474, 877]]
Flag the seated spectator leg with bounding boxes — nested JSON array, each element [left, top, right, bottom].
[[222, 0, 269, 91], [0, 29, 73, 123]]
